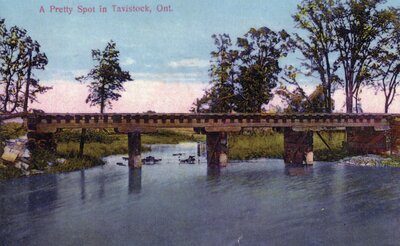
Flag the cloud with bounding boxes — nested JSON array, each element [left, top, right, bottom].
[[167, 58, 209, 68], [135, 72, 207, 83], [121, 57, 136, 66]]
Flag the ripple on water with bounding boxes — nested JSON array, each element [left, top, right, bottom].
[[1, 143, 400, 245]]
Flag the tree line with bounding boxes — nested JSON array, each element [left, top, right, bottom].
[[193, 0, 400, 114], [0, 18, 131, 114]]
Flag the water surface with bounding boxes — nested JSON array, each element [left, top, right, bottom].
[[1, 142, 400, 245]]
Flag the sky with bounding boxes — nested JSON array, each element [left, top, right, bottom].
[[0, 0, 400, 113]]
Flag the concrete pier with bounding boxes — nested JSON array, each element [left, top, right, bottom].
[[128, 131, 142, 168], [206, 132, 228, 168], [283, 128, 313, 165]]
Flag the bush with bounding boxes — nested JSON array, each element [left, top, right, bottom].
[[0, 122, 26, 141], [30, 149, 58, 170]]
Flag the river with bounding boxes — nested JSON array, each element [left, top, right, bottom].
[[1, 142, 400, 245]]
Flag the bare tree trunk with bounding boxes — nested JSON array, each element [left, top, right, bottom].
[[3, 74, 12, 112], [100, 83, 105, 114], [384, 93, 391, 113], [346, 94, 353, 113], [23, 49, 32, 113]]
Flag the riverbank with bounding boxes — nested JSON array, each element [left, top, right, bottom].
[[0, 126, 206, 179], [229, 130, 348, 161], [1, 123, 400, 179]]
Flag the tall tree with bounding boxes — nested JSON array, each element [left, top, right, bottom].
[[208, 34, 237, 113], [293, 0, 340, 113], [192, 34, 237, 113], [372, 11, 400, 113], [332, 0, 396, 113], [235, 27, 291, 113], [0, 19, 49, 113], [76, 41, 132, 113], [294, 0, 398, 113], [193, 27, 291, 113]]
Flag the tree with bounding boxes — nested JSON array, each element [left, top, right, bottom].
[[191, 34, 237, 113], [293, 0, 340, 113], [207, 34, 237, 113], [372, 12, 400, 113], [76, 41, 132, 113], [235, 27, 292, 113], [332, 0, 397, 113], [0, 19, 49, 113], [193, 27, 291, 113], [294, 0, 398, 113]]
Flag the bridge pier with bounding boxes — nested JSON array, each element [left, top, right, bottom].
[[206, 132, 228, 168], [27, 132, 57, 152], [128, 132, 142, 168], [283, 128, 313, 165], [346, 127, 389, 154], [390, 119, 400, 155]]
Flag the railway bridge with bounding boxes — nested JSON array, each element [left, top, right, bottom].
[[24, 112, 400, 168]]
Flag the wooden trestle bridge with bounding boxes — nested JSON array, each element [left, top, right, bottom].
[[23, 112, 400, 168]]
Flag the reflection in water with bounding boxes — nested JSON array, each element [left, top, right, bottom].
[[2, 143, 400, 245], [197, 142, 206, 161], [80, 170, 85, 200], [128, 168, 142, 193], [28, 175, 58, 213], [284, 164, 314, 176]]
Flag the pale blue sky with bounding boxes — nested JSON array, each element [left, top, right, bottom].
[[1, 0, 399, 85], [0, 0, 303, 83]]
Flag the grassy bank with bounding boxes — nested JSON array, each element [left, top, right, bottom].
[[229, 130, 348, 161], [2, 122, 400, 179], [53, 128, 205, 172], [57, 128, 205, 158], [0, 125, 205, 178]]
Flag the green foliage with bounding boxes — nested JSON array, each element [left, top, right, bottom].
[[56, 129, 117, 143], [0, 122, 26, 156], [0, 122, 26, 140], [193, 27, 292, 113], [294, 0, 400, 113], [56, 128, 203, 159], [143, 129, 205, 144], [76, 40, 132, 113], [381, 158, 400, 167], [229, 130, 348, 161], [30, 148, 58, 170], [0, 18, 50, 113], [229, 131, 284, 160], [0, 164, 23, 180], [293, 0, 338, 113], [276, 84, 334, 113], [57, 139, 129, 159]]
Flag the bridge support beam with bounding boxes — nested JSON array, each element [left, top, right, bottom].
[[283, 128, 313, 165], [346, 127, 389, 154], [128, 132, 142, 168], [206, 132, 228, 168]]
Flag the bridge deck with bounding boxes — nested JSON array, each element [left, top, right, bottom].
[[27, 113, 399, 133]]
